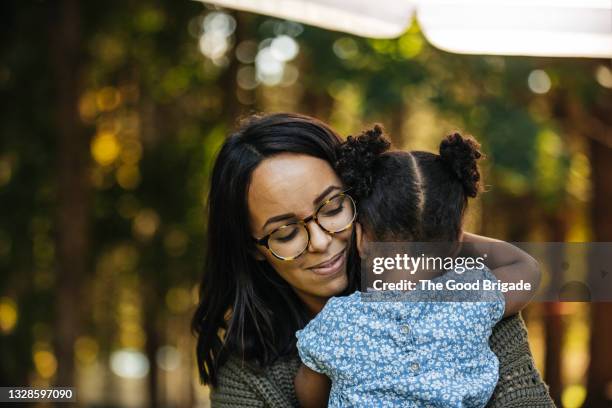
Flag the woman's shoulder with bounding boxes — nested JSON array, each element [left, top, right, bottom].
[[210, 353, 301, 408]]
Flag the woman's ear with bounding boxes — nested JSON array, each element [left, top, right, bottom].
[[355, 222, 368, 258]]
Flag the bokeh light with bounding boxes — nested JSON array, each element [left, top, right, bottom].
[[198, 11, 236, 65], [75, 336, 99, 366], [270, 35, 299, 62], [333, 37, 359, 60], [255, 46, 285, 86], [116, 164, 141, 190], [96, 87, 122, 112], [166, 287, 192, 314], [33, 342, 57, 379], [91, 132, 121, 166], [163, 229, 189, 257], [156, 345, 181, 371], [235, 40, 258, 63], [562, 384, 587, 408], [595, 65, 612, 89], [0, 297, 18, 334], [132, 209, 160, 241], [528, 69, 552, 94], [110, 349, 150, 379]]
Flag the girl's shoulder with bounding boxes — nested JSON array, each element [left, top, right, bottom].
[[312, 291, 365, 319], [297, 292, 360, 335], [296, 290, 395, 349]]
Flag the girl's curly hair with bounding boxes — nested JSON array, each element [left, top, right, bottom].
[[439, 132, 483, 198], [335, 125, 483, 243], [335, 125, 423, 241], [335, 125, 391, 200]]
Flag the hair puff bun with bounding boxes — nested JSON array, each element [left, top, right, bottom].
[[335, 125, 391, 199], [439, 133, 482, 198]]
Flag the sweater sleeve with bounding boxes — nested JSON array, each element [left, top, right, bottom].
[[210, 354, 301, 408], [486, 313, 556, 408]]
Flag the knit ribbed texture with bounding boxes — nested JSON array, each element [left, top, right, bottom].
[[211, 354, 301, 407], [210, 313, 555, 407], [486, 314, 555, 407]]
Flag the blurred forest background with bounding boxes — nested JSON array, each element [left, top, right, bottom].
[[1, 0, 611, 407]]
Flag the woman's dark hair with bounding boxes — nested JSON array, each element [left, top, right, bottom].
[[191, 113, 358, 386], [336, 127, 482, 242]]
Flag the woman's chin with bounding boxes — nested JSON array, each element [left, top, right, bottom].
[[318, 270, 349, 297], [296, 269, 348, 304]]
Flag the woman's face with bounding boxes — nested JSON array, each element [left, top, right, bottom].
[[248, 153, 352, 314]]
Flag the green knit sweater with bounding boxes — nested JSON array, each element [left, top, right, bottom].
[[210, 313, 555, 407]]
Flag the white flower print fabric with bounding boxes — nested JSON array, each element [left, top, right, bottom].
[[296, 267, 506, 407]]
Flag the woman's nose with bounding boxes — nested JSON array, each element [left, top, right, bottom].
[[306, 221, 332, 253]]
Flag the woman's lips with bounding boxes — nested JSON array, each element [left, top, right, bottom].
[[308, 250, 346, 276]]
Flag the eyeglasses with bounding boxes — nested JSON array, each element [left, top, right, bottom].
[[253, 191, 357, 261]]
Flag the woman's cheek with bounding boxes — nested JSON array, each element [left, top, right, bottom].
[[264, 255, 305, 285]]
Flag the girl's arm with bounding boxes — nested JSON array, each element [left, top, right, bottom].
[[294, 363, 331, 408], [460, 232, 541, 317]]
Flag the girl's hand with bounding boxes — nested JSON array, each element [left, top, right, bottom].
[[460, 232, 541, 317]]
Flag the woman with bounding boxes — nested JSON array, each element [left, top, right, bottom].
[[192, 113, 554, 407]]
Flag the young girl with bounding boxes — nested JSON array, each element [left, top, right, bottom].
[[294, 127, 540, 407]]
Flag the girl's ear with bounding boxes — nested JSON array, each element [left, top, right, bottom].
[[355, 222, 368, 257]]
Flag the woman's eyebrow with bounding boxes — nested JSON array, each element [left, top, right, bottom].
[[312, 185, 342, 205], [262, 213, 296, 230], [261, 185, 343, 231]]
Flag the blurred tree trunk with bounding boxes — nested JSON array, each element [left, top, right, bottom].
[[141, 88, 162, 408], [481, 194, 536, 242], [543, 213, 567, 407], [585, 136, 612, 407], [543, 302, 563, 406], [51, 0, 88, 387], [559, 67, 612, 407], [145, 298, 161, 408], [387, 106, 406, 147], [220, 11, 245, 127]]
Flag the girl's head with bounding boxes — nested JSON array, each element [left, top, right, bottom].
[[336, 125, 483, 245], [193, 113, 358, 385]]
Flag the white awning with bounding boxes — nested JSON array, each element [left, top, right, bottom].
[[195, 0, 612, 58]]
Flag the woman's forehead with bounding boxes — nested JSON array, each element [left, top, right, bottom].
[[248, 154, 340, 222]]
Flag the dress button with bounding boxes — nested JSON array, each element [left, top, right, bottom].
[[411, 362, 420, 373], [400, 325, 410, 334]]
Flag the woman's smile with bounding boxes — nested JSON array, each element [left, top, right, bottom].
[[308, 248, 347, 276]]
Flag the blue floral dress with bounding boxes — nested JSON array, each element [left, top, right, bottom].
[[295, 267, 506, 407]]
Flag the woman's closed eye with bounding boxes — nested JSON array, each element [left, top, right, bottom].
[[319, 204, 343, 217], [272, 225, 300, 242]]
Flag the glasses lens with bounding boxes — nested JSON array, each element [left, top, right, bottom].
[[268, 224, 309, 259], [318, 194, 356, 233]]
